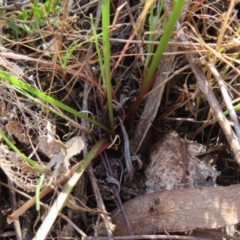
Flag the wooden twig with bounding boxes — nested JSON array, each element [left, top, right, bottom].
[[111, 184, 240, 235], [82, 235, 204, 240], [0, 181, 87, 237], [8, 179, 22, 240], [0, 0, 31, 10], [204, 61, 240, 138], [177, 25, 240, 165]]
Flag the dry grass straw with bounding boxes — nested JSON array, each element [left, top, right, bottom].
[[1, 0, 240, 238], [174, 0, 240, 163]]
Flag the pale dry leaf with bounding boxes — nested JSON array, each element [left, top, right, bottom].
[[46, 136, 84, 183], [46, 120, 56, 143], [39, 121, 61, 158], [46, 136, 84, 169], [38, 39, 56, 57], [39, 122, 84, 182], [63, 136, 85, 168], [0, 121, 84, 191], [6, 120, 29, 144], [145, 132, 219, 192], [39, 121, 66, 159], [39, 136, 61, 158], [111, 184, 240, 235], [47, 153, 65, 170]]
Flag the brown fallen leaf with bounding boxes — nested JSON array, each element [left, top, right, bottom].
[[145, 132, 219, 191], [111, 184, 240, 235]]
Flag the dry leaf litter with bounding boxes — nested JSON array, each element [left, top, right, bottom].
[[145, 132, 220, 192], [110, 132, 240, 237], [0, 0, 240, 238], [0, 121, 84, 192]]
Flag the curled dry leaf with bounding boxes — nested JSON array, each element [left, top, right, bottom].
[[38, 136, 61, 159], [145, 132, 220, 191], [111, 184, 240, 235], [64, 136, 85, 168], [39, 136, 84, 169], [40, 135, 85, 183], [39, 121, 85, 172]]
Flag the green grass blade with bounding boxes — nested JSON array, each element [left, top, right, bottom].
[[90, 14, 104, 86], [0, 71, 111, 133], [224, 103, 240, 115], [35, 173, 46, 210], [0, 128, 43, 169], [102, 0, 115, 135], [145, 1, 164, 67], [33, 137, 111, 240], [126, 0, 185, 123]]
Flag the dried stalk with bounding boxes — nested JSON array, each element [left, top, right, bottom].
[[8, 179, 22, 240], [177, 26, 240, 164], [130, 0, 191, 154], [0, 181, 87, 237], [204, 61, 240, 138]]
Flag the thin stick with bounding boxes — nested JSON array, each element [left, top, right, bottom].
[[0, 181, 87, 237], [204, 61, 240, 138], [215, 0, 235, 53], [8, 179, 22, 240], [82, 235, 205, 240], [177, 26, 240, 164], [7, 161, 82, 223]]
